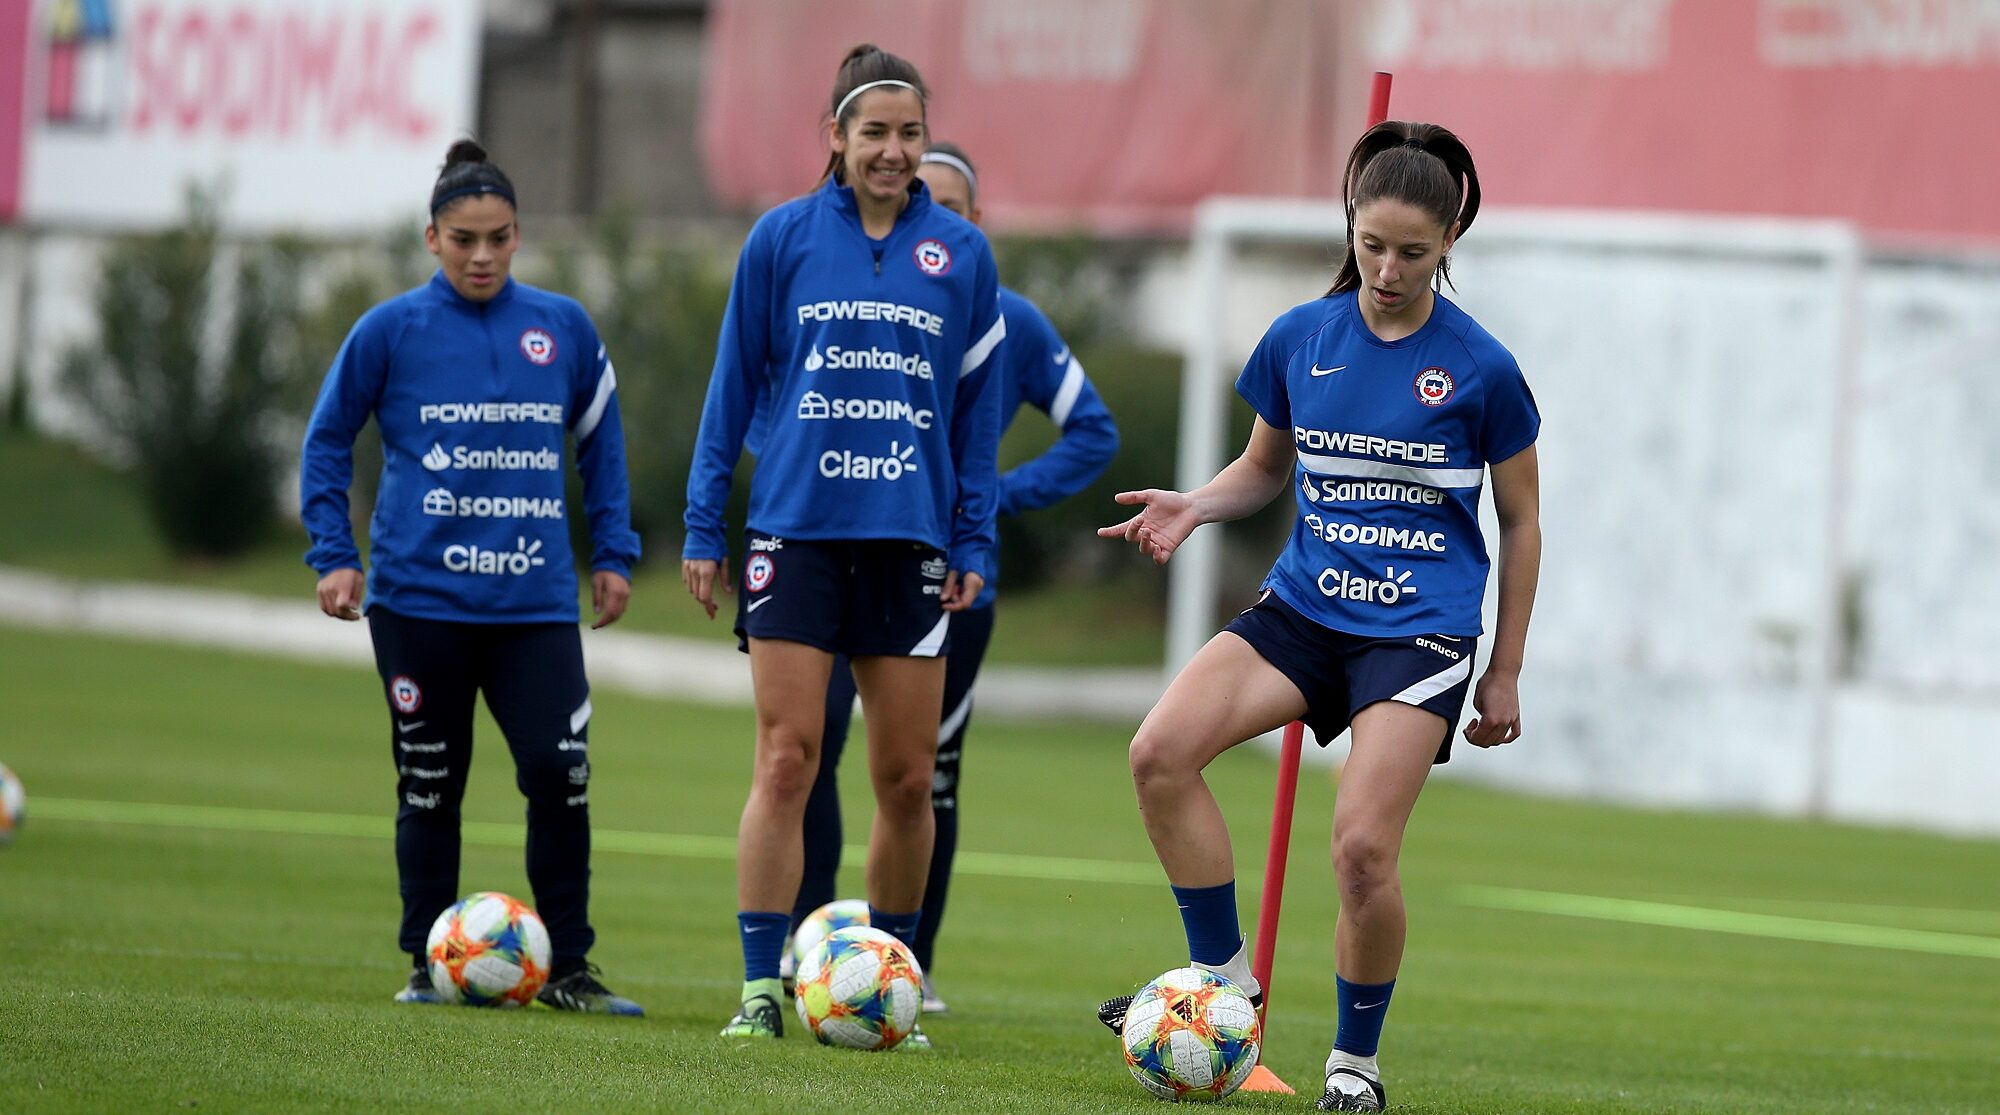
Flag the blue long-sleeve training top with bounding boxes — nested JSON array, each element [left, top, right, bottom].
[[300, 271, 640, 624], [683, 177, 1006, 583]]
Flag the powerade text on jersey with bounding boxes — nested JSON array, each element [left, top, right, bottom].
[[684, 178, 1005, 582], [1235, 292, 1538, 638], [300, 273, 640, 623]]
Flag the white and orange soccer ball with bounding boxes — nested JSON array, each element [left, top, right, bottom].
[[793, 924, 923, 1050], [791, 897, 870, 975], [424, 891, 551, 1007], [0, 763, 22, 847], [1120, 967, 1263, 1102]]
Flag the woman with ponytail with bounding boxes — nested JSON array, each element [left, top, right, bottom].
[[301, 139, 645, 1016], [1094, 121, 1541, 1112], [683, 45, 1005, 1046]]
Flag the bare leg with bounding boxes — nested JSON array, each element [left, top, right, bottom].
[[736, 639, 835, 912], [1129, 632, 1306, 886], [849, 654, 947, 913], [1331, 701, 1444, 983]]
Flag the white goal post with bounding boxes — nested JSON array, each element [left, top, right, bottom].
[[1170, 199, 1866, 817]]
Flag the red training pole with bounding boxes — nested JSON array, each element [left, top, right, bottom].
[[1239, 71, 1393, 1099]]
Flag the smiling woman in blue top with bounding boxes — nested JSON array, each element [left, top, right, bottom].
[[299, 140, 645, 1015], [682, 44, 1006, 1042], [1094, 122, 1541, 1112]]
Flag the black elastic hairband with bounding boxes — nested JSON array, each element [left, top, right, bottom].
[[429, 182, 517, 215], [1402, 137, 1426, 151]]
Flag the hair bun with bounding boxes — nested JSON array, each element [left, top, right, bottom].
[[443, 138, 488, 168]]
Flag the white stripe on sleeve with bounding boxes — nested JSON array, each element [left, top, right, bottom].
[[1049, 356, 1086, 427], [572, 361, 618, 442], [960, 313, 1007, 379]]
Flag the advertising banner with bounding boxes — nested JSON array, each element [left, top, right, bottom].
[[12, 0, 481, 232]]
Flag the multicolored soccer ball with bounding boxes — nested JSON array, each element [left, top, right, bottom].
[[791, 898, 870, 973], [0, 763, 22, 847], [424, 891, 551, 1007], [794, 924, 922, 1050], [1121, 967, 1263, 1102]]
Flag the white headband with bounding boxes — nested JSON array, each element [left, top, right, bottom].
[[919, 151, 978, 196], [834, 79, 921, 121]]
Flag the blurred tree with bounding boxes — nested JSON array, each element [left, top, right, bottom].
[[61, 189, 317, 559]]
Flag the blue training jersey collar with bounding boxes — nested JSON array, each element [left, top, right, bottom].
[[816, 174, 933, 227]]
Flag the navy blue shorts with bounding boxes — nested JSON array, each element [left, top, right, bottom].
[[734, 529, 952, 658], [1224, 589, 1477, 764]]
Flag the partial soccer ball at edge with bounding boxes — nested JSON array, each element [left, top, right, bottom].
[[0, 763, 22, 846], [792, 897, 870, 973], [1121, 967, 1263, 1102], [425, 891, 552, 1007], [794, 924, 923, 1050]]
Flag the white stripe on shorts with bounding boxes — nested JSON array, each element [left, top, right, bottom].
[[909, 613, 951, 657], [569, 697, 593, 736], [1390, 652, 1473, 707]]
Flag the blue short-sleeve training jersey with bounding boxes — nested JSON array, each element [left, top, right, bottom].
[[1235, 290, 1539, 638], [683, 177, 1007, 583], [300, 272, 640, 624]]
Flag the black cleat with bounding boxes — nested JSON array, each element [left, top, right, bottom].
[[535, 962, 645, 1016], [1315, 1068, 1387, 1111]]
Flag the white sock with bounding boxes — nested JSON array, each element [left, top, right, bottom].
[[1190, 938, 1261, 999], [1325, 1048, 1381, 1088]]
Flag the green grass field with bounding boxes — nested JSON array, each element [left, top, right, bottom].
[[2, 624, 1998, 1113]]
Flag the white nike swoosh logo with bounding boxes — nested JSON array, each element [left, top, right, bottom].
[[746, 597, 773, 613], [744, 924, 773, 933], [1310, 364, 1346, 377], [1355, 1000, 1386, 1009], [397, 720, 425, 733], [1434, 635, 1462, 643]]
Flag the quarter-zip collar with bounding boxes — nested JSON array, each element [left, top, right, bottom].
[[818, 175, 932, 229]]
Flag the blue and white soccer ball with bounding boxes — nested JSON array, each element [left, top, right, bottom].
[[791, 898, 870, 975], [1121, 967, 1262, 1101]]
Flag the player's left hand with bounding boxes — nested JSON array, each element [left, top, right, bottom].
[[591, 570, 632, 629], [1462, 668, 1522, 747], [940, 570, 984, 612]]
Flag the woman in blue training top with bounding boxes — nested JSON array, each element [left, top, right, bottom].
[[782, 140, 1122, 1014], [682, 44, 1006, 1044], [300, 140, 645, 1015], [1095, 121, 1540, 1112]]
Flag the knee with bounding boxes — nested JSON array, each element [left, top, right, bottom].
[[754, 732, 818, 805], [1332, 828, 1397, 904], [873, 757, 933, 818], [1127, 723, 1189, 792], [516, 746, 590, 807]]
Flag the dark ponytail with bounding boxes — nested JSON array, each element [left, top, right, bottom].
[[429, 138, 517, 221], [1327, 121, 1481, 296], [819, 43, 928, 186]]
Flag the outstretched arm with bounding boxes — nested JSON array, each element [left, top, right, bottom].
[[1463, 444, 1540, 747], [1098, 417, 1293, 566]]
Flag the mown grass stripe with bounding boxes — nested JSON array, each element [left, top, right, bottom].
[[32, 796, 1168, 887], [1458, 884, 2000, 961]]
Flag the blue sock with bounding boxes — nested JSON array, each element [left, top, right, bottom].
[[869, 906, 921, 952], [1334, 975, 1396, 1057], [1170, 880, 1240, 966], [738, 911, 790, 982]]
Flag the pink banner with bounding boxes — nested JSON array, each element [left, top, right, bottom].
[[700, 0, 1343, 233], [1367, 0, 2000, 246], [0, 0, 30, 222]]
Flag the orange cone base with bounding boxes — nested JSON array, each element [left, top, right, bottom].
[[1238, 1064, 1295, 1094]]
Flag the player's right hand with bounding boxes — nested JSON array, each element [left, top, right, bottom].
[[1097, 489, 1199, 566], [316, 567, 366, 621], [682, 558, 732, 620]]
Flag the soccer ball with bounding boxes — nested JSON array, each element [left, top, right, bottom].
[[794, 924, 922, 1050], [1121, 967, 1262, 1102], [0, 763, 22, 846], [425, 891, 551, 1007], [791, 898, 870, 974]]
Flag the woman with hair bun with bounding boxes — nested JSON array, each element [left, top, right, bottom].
[[301, 138, 645, 1016], [683, 44, 1006, 1046], [1094, 121, 1541, 1111]]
